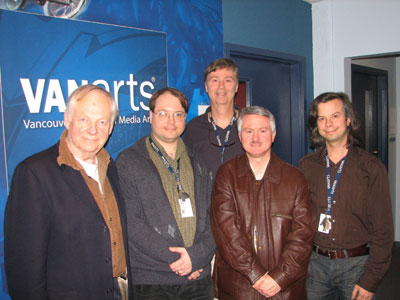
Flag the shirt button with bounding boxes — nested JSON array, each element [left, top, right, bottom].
[[104, 226, 108, 232], [107, 289, 112, 294], [105, 257, 111, 263], [258, 246, 262, 250], [332, 219, 336, 223], [332, 238, 335, 241]]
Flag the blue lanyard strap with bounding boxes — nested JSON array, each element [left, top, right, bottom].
[[325, 149, 347, 216], [209, 112, 235, 164], [149, 137, 184, 194]]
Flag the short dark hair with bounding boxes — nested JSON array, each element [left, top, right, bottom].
[[308, 92, 360, 149], [204, 58, 239, 83], [148, 87, 189, 113]]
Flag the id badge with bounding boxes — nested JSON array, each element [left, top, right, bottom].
[[318, 213, 331, 234], [178, 197, 194, 218]]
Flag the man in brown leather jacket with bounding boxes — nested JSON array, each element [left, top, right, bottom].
[[211, 106, 314, 300]]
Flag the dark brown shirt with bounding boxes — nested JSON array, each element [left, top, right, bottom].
[[299, 146, 393, 292]]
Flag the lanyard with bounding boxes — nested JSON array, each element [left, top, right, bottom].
[[209, 112, 235, 164], [149, 137, 184, 194], [325, 149, 347, 216]]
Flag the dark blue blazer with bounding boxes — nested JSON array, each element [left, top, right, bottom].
[[4, 142, 132, 300]]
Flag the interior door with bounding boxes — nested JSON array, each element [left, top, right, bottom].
[[351, 64, 388, 167], [226, 44, 306, 166]]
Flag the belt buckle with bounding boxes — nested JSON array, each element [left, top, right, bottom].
[[328, 249, 337, 259]]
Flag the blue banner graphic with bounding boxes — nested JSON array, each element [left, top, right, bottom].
[[0, 9, 167, 298]]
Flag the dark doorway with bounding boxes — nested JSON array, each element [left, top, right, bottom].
[[235, 81, 248, 109], [226, 43, 306, 166], [351, 64, 388, 168]]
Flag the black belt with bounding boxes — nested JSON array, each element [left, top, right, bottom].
[[313, 244, 369, 259]]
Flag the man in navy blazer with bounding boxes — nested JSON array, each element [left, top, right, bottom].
[[4, 85, 131, 300]]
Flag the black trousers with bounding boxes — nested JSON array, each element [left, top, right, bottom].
[[133, 275, 214, 300]]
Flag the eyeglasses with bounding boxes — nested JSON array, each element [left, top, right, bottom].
[[153, 110, 186, 122]]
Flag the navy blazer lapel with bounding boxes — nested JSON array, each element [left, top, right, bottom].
[[60, 164, 104, 221]]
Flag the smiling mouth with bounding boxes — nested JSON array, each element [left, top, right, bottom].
[[324, 130, 337, 134], [84, 138, 98, 142]]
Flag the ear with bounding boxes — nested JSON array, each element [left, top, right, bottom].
[[64, 111, 70, 130], [346, 117, 351, 126], [149, 111, 153, 125], [204, 82, 209, 93], [235, 82, 239, 93], [272, 130, 277, 143]]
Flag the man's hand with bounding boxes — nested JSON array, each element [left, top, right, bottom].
[[169, 247, 192, 276], [352, 284, 374, 300], [252, 272, 281, 298], [187, 268, 203, 280]]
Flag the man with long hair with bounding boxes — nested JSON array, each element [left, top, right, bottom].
[[299, 92, 393, 300]]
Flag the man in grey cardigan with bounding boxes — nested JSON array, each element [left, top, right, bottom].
[[116, 87, 215, 299]]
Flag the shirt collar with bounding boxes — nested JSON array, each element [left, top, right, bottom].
[[149, 134, 186, 161], [236, 152, 280, 183], [57, 130, 110, 170]]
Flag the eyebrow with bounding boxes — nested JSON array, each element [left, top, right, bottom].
[[155, 109, 185, 113], [242, 127, 269, 130], [318, 111, 342, 117], [208, 75, 235, 80]]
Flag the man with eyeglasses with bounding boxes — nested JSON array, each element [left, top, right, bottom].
[[116, 87, 215, 299], [184, 58, 244, 179]]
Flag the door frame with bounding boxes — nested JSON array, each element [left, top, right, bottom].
[[351, 64, 389, 167], [224, 43, 307, 165]]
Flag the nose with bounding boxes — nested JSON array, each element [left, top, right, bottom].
[[252, 132, 259, 141], [167, 114, 176, 124], [88, 122, 97, 134], [218, 80, 225, 89], [326, 117, 333, 127]]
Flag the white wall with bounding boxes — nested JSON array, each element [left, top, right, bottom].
[[312, 0, 400, 241], [313, 0, 400, 93]]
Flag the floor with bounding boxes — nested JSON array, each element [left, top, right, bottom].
[[375, 245, 400, 299]]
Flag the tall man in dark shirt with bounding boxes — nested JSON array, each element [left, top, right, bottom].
[[184, 58, 244, 178], [299, 92, 393, 300]]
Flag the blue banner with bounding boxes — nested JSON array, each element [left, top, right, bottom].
[[1, 9, 167, 180], [0, 9, 167, 297]]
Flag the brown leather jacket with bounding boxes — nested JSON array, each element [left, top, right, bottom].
[[211, 153, 314, 300]]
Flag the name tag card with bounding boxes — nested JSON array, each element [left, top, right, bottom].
[[178, 197, 194, 218], [318, 213, 331, 234]]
